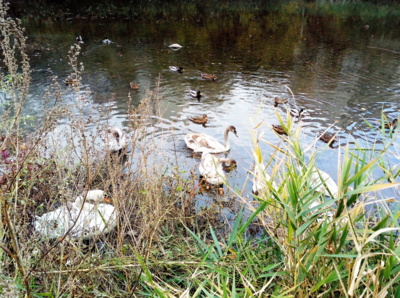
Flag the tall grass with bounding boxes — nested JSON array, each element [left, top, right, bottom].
[[0, 1, 399, 297]]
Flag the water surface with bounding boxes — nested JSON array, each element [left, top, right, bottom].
[[14, 8, 400, 205]]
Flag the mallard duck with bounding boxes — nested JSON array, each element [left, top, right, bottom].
[[189, 90, 202, 99], [188, 114, 208, 125], [273, 97, 288, 107], [103, 38, 112, 44], [130, 82, 140, 90], [184, 125, 238, 153], [106, 127, 127, 153], [168, 43, 182, 49], [64, 76, 79, 86], [201, 73, 217, 81], [290, 108, 305, 118], [169, 66, 183, 73], [319, 132, 336, 147], [76, 36, 83, 44], [310, 169, 338, 198], [34, 190, 117, 239], [272, 125, 288, 135], [379, 118, 398, 130], [199, 151, 236, 186]]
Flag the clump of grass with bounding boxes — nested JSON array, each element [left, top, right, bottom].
[[241, 111, 400, 296]]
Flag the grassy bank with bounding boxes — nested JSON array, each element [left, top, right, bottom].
[[1, 1, 399, 297]]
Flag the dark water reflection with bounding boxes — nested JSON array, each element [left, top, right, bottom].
[[18, 10, 400, 204]]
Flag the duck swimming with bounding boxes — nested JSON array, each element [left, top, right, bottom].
[[379, 118, 398, 130], [106, 127, 127, 153], [64, 75, 79, 86], [290, 108, 305, 119], [168, 43, 183, 49], [273, 97, 288, 107], [169, 66, 183, 73], [188, 114, 208, 125], [189, 90, 202, 99], [201, 73, 217, 81], [76, 36, 83, 44], [184, 126, 238, 154], [319, 132, 336, 147], [34, 190, 117, 240], [130, 83, 140, 90], [272, 125, 288, 136]]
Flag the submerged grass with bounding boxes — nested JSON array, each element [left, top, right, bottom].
[[0, 1, 399, 297]]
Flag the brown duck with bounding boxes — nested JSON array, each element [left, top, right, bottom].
[[319, 132, 336, 147], [379, 118, 398, 130], [273, 97, 288, 107], [64, 76, 79, 86], [188, 114, 208, 125], [201, 73, 217, 81], [130, 83, 140, 90], [272, 125, 288, 135]]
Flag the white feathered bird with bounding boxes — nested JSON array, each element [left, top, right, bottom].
[[199, 151, 236, 186], [34, 190, 117, 240], [106, 127, 127, 153], [252, 133, 277, 195], [184, 126, 238, 154]]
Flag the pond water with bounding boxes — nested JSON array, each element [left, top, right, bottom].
[[13, 8, 400, 209]]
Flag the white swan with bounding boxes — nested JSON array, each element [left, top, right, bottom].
[[184, 125, 238, 153], [169, 66, 183, 73], [34, 190, 117, 240], [252, 162, 278, 196], [310, 168, 338, 198], [106, 127, 127, 153], [251, 134, 277, 195], [199, 151, 236, 186]]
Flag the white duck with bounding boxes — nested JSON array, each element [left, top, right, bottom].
[[34, 190, 117, 240], [168, 43, 182, 49], [184, 125, 238, 154], [106, 127, 127, 153], [199, 151, 236, 186], [76, 36, 84, 44], [290, 107, 305, 119], [310, 168, 338, 198], [169, 66, 183, 73]]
